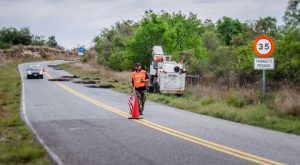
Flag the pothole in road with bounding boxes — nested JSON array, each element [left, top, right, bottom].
[[47, 64, 58, 68], [85, 84, 114, 88], [82, 77, 101, 81], [48, 78, 71, 81], [48, 75, 79, 81], [72, 80, 96, 84], [61, 75, 78, 79], [107, 80, 119, 83]]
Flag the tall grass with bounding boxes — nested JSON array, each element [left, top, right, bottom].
[[61, 61, 131, 85], [0, 61, 49, 164], [274, 88, 300, 117]]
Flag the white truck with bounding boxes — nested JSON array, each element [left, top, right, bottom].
[[149, 46, 186, 95]]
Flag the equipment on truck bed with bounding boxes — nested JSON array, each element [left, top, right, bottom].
[[149, 46, 186, 95]]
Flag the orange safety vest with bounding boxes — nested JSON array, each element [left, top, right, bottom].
[[131, 70, 147, 88]]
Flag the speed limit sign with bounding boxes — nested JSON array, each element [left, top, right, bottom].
[[253, 36, 275, 57], [253, 35, 275, 98]]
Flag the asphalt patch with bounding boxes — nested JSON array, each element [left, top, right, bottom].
[[61, 75, 79, 79]]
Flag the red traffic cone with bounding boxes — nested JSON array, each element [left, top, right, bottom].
[[129, 96, 143, 119]]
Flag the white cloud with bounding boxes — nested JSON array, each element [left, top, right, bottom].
[[0, 0, 289, 49]]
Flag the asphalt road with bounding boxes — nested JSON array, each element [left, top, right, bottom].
[[19, 61, 300, 165]]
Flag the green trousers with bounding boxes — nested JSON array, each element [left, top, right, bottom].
[[135, 90, 146, 113]]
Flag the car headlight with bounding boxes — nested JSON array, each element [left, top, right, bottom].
[[39, 71, 43, 75], [27, 71, 32, 75]]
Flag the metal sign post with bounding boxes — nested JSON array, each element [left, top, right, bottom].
[[253, 36, 275, 99], [262, 69, 266, 97]]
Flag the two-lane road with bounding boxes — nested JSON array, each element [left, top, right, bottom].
[[19, 61, 300, 165]]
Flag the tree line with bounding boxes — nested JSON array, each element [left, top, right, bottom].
[[0, 27, 60, 49], [93, 1, 299, 84]]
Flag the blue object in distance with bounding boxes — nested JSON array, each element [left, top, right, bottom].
[[78, 47, 84, 53]]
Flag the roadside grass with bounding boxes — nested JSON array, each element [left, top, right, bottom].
[[60, 62, 300, 136], [0, 61, 49, 164]]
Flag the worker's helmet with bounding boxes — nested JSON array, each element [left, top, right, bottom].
[[135, 63, 141, 67]]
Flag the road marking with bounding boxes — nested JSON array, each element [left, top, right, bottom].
[[45, 72, 284, 165], [18, 66, 64, 165]]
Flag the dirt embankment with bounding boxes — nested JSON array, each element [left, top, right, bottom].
[[0, 45, 77, 60]]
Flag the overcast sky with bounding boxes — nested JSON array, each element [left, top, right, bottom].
[[0, 0, 289, 49]]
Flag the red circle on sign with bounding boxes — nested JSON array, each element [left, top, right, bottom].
[[253, 36, 275, 57]]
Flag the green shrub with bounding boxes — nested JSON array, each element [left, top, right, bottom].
[[226, 96, 246, 108], [202, 98, 215, 106]]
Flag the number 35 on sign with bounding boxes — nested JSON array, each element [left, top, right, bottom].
[[253, 36, 275, 58]]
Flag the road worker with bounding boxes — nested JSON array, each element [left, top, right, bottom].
[[131, 63, 149, 115]]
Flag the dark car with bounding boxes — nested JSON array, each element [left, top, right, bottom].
[[27, 64, 44, 79]]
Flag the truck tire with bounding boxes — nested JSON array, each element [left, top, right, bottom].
[[154, 84, 160, 93], [148, 86, 154, 93]]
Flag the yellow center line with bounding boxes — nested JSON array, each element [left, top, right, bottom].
[[45, 72, 284, 165]]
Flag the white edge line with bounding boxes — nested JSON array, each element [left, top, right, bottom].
[[18, 64, 64, 165]]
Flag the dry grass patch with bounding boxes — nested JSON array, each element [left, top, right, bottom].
[[69, 61, 131, 84], [274, 88, 300, 117]]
